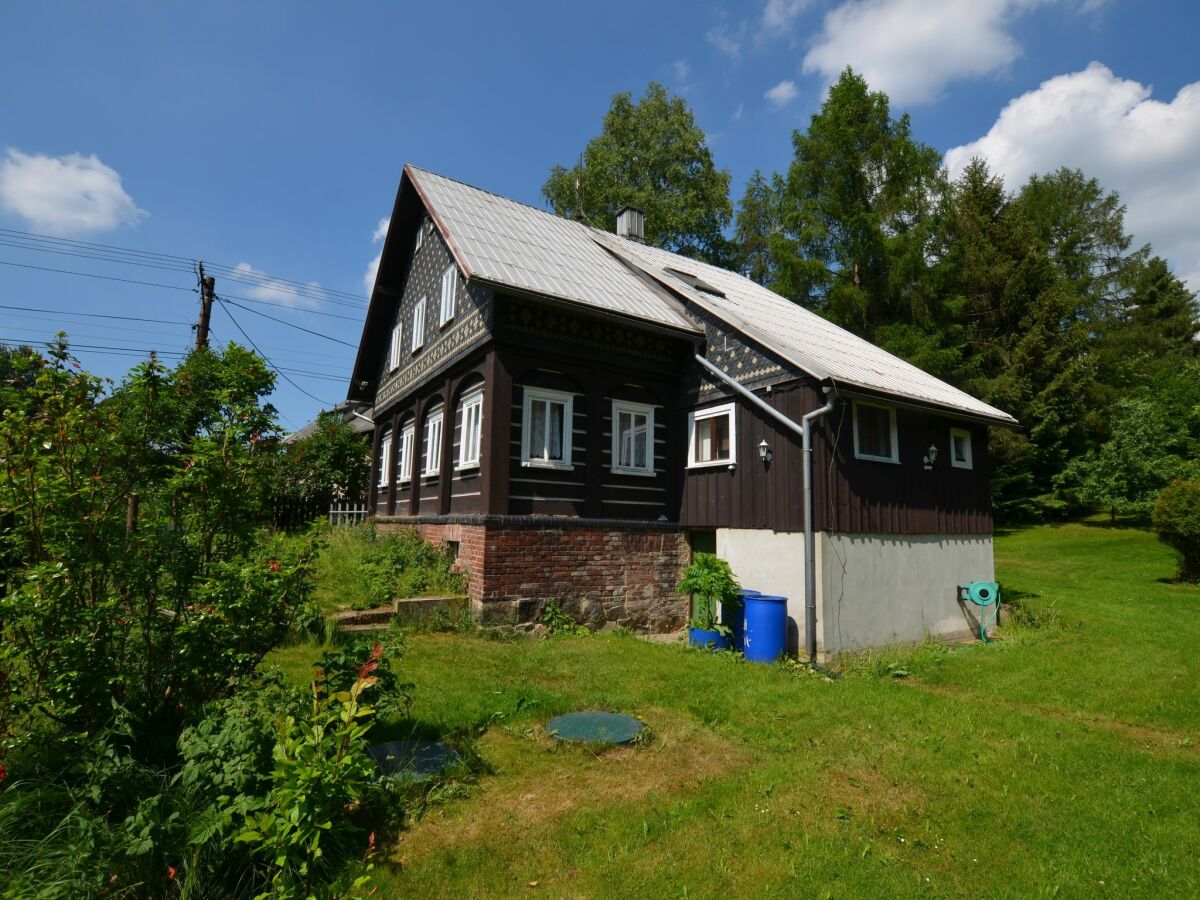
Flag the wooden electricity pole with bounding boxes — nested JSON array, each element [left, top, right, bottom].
[[195, 261, 215, 350]]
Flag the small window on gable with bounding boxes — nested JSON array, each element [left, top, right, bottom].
[[411, 297, 426, 353], [853, 401, 899, 464], [377, 429, 392, 488], [688, 402, 736, 467], [458, 389, 484, 469], [423, 407, 444, 476], [611, 400, 655, 475], [414, 221, 423, 253], [398, 420, 415, 484], [522, 387, 574, 470], [439, 266, 457, 326], [387, 322, 402, 372], [950, 427, 973, 469]]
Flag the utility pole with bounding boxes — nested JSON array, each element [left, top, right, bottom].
[[195, 261, 215, 350]]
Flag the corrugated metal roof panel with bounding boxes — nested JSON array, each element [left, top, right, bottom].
[[408, 167, 699, 334], [591, 232, 1017, 424]]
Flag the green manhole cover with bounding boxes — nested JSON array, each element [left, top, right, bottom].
[[546, 711, 645, 745], [368, 739, 458, 780]]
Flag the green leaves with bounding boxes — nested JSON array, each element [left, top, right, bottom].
[[542, 82, 733, 264], [677, 552, 741, 631]]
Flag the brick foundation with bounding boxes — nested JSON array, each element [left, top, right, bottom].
[[377, 516, 689, 632]]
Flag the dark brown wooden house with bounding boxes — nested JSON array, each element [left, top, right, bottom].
[[347, 166, 1017, 657]]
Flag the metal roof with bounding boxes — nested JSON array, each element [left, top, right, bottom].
[[407, 166, 700, 334], [406, 165, 1016, 425], [593, 233, 1017, 424]]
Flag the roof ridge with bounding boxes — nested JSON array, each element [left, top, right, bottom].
[[406, 164, 594, 230]]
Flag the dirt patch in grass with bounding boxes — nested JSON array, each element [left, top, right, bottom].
[[821, 764, 924, 820], [390, 706, 753, 866]]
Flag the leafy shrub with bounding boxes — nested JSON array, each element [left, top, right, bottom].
[[677, 553, 741, 631], [1154, 478, 1200, 581], [540, 600, 591, 636], [360, 525, 466, 606]]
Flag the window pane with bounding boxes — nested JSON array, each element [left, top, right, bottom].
[[529, 399, 546, 459], [858, 406, 891, 458], [695, 412, 731, 463], [548, 401, 564, 460], [953, 434, 968, 463]]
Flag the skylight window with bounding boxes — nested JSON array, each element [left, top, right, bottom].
[[664, 267, 725, 297]]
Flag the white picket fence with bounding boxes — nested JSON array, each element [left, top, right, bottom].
[[328, 501, 370, 527]]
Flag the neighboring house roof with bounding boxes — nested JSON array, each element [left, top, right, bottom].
[[283, 401, 374, 444], [365, 165, 1016, 426]]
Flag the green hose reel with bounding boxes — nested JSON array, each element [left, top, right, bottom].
[[960, 581, 1001, 643]]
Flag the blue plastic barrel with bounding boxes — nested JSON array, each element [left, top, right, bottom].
[[743, 594, 787, 663], [722, 589, 760, 653]]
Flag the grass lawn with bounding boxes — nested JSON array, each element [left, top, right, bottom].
[[266, 522, 1200, 897]]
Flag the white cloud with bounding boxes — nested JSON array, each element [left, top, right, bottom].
[[673, 59, 691, 82], [762, 0, 811, 34], [734, 102, 745, 121], [946, 63, 1200, 290], [233, 262, 323, 310], [706, 24, 745, 61], [802, 0, 1052, 106], [363, 217, 390, 292], [0, 148, 145, 235], [764, 80, 800, 107]]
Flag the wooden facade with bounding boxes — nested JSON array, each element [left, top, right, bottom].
[[360, 177, 998, 538]]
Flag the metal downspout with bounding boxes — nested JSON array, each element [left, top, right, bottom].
[[693, 355, 837, 661]]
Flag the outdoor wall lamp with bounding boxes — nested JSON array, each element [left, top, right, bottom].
[[758, 439, 773, 464], [923, 443, 939, 471]]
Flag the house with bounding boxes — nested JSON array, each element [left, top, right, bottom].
[[282, 400, 374, 445], [347, 165, 1018, 659]]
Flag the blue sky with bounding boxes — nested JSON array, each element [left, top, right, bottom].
[[2, 1, 1197, 429]]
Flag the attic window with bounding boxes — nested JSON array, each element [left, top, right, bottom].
[[665, 267, 726, 298]]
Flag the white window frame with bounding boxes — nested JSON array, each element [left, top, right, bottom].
[[521, 386, 575, 470], [611, 399, 656, 476], [687, 402, 737, 468], [398, 420, 415, 484], [387, 322, 402, 372], [439, 265, 457, 327], [414, 221, 423, 253], [377, 429, 392, 487], [852, 400, 900, 464], [410, 297, 426, 353], [950, 426, 973, 470], [422, 407, 444, 477], [458, 389, 484, 469]]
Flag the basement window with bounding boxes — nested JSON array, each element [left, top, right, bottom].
[[688, 402, 736, 468], [950, 427, 973, 470], [853, 400, 899, 464], [522, 387, 574, 470]]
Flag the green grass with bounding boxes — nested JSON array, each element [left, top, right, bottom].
[[265, 522, 1200, 897]]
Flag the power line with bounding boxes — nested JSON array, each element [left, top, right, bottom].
[[0, 227, 369, 306], [219, 298, 358, 347], [0, 303, 192, 325], [213, 297, 335, 405], [0, 258, 198, 292]]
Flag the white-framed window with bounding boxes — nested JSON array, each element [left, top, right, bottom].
[[414, 221, 423, 253], [611, 400, 655, 475], [853, 400, 899, 463], [521, 387, 574, 469], [387, 322, 402, 372], [458, 389, 484, 469], [398, 420, 415, 484], [950, 426, 973, 470], [422, 407, 443, 476], [411, 297, 426, 352], [688, 402, 736, 467], [439, 265, 457, 326], [377, 429, 392, 487]]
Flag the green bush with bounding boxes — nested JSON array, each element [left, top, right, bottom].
[[1154, 478, 1200, 581], [677, 553, 741, 632]]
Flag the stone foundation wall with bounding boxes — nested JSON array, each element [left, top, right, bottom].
[[377, 516, 689, 633]]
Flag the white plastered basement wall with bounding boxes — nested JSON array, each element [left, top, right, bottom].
[[715, 529, 996, 657]]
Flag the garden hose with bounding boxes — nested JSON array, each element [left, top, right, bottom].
[[960, 582, 1001, 643]]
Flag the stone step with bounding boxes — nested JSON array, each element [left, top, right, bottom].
[[333, 595, 468, 630]]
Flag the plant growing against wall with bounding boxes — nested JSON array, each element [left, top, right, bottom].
[[677, 553, 741, 638]]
